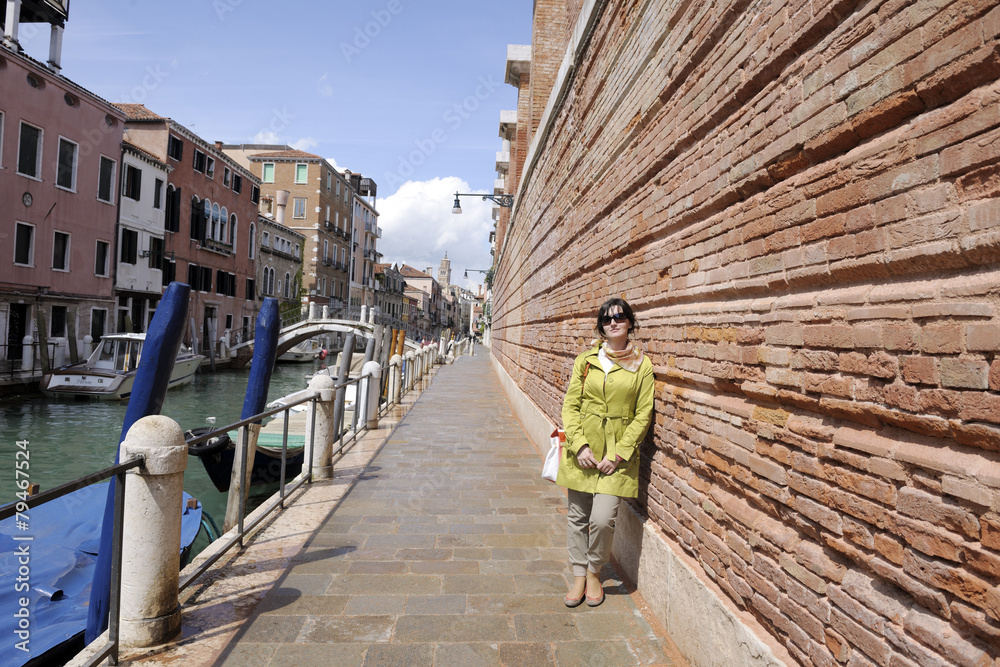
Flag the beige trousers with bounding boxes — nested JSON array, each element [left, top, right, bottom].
[[567, 489, 621, 577]]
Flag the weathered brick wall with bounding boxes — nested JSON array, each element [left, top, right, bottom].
[[493, 0, 1000, 663]]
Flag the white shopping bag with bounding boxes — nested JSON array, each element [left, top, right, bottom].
[[542, 428, 565, 482]]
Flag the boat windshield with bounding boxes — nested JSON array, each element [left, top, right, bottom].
[[95, 339, 142, 372]]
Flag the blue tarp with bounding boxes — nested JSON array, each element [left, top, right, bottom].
[[0, 483, 202, 665]]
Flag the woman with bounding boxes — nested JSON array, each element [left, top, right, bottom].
[[559, 298, 654, 607]]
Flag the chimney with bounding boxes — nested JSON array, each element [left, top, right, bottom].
[[275, 190, 290, 225], [215, 141, 223, 150]]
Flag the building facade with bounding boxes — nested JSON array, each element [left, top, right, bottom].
[[117, 105, 260, 353], [373, 262, 406, 328], [223, 146, 352, 317], [255, 214, 304, 317], [115, 142, 170, 333], [0, 42, 124, 368], [346, 171, 380, 314]]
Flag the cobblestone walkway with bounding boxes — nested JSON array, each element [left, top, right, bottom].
[[220, 350, 686, 666]]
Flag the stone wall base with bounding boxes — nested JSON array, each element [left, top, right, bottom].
[[491, 351, 791, 667]]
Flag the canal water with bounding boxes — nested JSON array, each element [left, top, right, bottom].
[[0, 360, 323, 555]]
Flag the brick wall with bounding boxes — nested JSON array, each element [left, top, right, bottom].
[[492, 0, 1000, 663]]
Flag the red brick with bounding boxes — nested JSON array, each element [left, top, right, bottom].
[[983, 516, 1000, 550], [804, 325, 855, 349], [920, 324, 963, 354], [883, 324, 920, 351], [900, 356, 940, 385], [939, 358, 989, 390], [966, 323, 1000, 351]]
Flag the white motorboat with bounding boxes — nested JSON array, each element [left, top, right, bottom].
[[278, 338, 324, 363], [39, 333, 204, 400]]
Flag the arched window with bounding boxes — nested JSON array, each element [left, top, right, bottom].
[[248, 223, 255, 259], [284, 272, 291, 299], [230, 213, 237, 246], [277, 278, 282, 298], [220, 206, 228, 243], [190, 196, 202, 241], [267, 268, 275, 295], [211, 202, 220, 241]]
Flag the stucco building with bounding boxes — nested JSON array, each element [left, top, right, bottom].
[[0, 37, 124, 369], [255, 214, 304, 315]]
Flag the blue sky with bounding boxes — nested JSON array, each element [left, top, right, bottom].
[[16, 0, 534, 287]]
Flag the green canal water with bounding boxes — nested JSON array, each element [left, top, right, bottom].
[[0, 360, 324, 555]]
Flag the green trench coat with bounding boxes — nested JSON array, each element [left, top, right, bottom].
[[558, 345, 655, 498]]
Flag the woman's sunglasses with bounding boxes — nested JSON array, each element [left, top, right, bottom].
[[601, 312, 628, 325]]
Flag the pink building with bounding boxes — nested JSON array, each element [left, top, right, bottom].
[[0, 41, 125, 368]]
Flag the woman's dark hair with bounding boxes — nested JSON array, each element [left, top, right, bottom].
[[595, 297, 637, 338]]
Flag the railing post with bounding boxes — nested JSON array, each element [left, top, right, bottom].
[[361, 361, 381, 429], [388, 354, 402, 405], [405, 351, 417, 390], [118, 415, 187, 647], [305, 374, 336, 480]]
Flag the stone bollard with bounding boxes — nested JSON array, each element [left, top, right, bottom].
[[304, 374, 336, 480], [360, 305, 368, 323], [118, 415, 187, 647], [322, 305, 330, 319], [83, 334, 93, 359], [405, 351, 417, 390], [309, 302, 319, 320], [21, 335, 33, 372], [388, 354, 402, 405], [361, 361, 381, 429], [52, 337, 67, 368]]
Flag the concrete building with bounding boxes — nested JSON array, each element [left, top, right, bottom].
[[115, 142, 171, 332], [346, 172, 380, 315], [255, 215, 304, 317], [0, 17, 125, 370], [224, 146, 352, 317], [116, 104, 260, 353]]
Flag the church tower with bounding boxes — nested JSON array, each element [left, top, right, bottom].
[[438, 253, 452, 291]]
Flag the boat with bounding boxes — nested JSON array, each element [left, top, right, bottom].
[[277, 338, 324, 363], [0, 483, 206, 666], [39, 333, 204, 400], [187, 427, 306, 492]]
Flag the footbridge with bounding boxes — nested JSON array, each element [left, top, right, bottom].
[[228, 316, 424, 368]]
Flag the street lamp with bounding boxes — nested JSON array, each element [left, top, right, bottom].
[[464, 268, 490, 280], [451, 192, 513, 214]]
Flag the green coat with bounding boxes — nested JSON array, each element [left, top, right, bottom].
[[558, 345, 654, 498]]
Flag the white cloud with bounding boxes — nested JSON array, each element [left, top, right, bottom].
[[325, 156, 342, 171], [377, 177, 495, 291], [252, 130, 281, 144], [290, 137, 319, 151]]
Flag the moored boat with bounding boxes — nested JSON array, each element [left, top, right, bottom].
[[277, 338, 324, 363], [39, 333, 204, 400]]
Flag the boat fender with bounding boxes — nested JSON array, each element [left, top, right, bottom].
[[319, 348, 328, 360], [185, 427, 232, 457]]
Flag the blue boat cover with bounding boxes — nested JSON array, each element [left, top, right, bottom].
[[0, 483, 202, 665]]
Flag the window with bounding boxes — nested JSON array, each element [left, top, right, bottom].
[[216, 270, 225, 295], [95, 241, 110, 276], [164, 185, 180, 232], [52, 231, 70, 271], [230, 213, 237, 246], [193, 149, 206, 173], [295, 163, 308, 184], [167, 135, 183, 161], [327, 171, 332, 191], [206, 157, 215, 179], [91, 309, 107, 341], [246, 278, 255, 300], [284, 272, 291, 299], [248, 222, 256, 259], [201, 266, 212, 292], [262, 163, 274, 183], [277, 278, 282, 297], [98, 156, 116, 203], [120, 228, 138, 265], [190, 196, 205, 241], [56, 138, 78, 190], [223, 167, 231, 187], [292, 197, 306, 219], [153, 179, 163, 209], [17, 122, 42, 178], [251, 184, 259, 204], [233, 173, 243, 194], [187, 263, 198, 290], [326, 205, 330, 223], [336, 180, 340, 196], [14, 223, 34, 266], [262, 231, 269, 248], [324, 239, 329, 261], [148, 237, 164, 270], [123, 164, 142, 200], [163, 259, 176, 284], [51, 306, 67, 337]]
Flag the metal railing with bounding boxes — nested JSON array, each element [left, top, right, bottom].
[[0, 340, 72, 378], [0, 456, 145, 666], [179, 392, 320, 587]]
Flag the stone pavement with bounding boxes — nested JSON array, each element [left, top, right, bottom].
[[215, 350, 686, 666]]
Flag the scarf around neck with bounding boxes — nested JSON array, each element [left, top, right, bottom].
[[601, 341, 644, 372]]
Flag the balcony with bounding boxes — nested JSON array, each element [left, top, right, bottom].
[[494, 178, 505, 195], [202, 238, 233, 256], [495, 151, 509, 174]]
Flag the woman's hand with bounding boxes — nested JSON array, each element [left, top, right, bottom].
[[577, 446, 598, 469], [596, 457, 619, 475]]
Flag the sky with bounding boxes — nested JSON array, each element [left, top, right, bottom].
[[15, 0, 533, 291]]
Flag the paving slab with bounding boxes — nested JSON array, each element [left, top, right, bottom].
[[102, 349, 687, 666]]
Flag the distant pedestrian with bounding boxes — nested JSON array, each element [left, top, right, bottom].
[[559, 297, 654, 607]]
